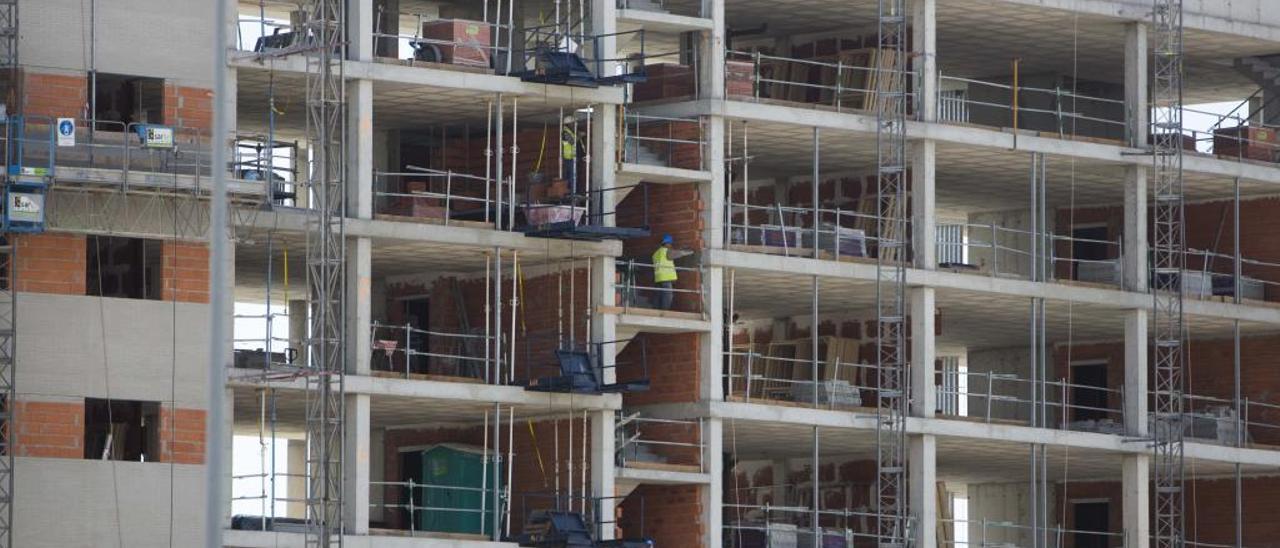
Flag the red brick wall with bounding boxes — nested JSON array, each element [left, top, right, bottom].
[[23, 71, 89, 119], [160, 240, 209, 303], [158, 407, 206, 464], [1056, 480, 1123, 546], [162, 85, 213, 131], [619, 183, 706, 313], [1052, 335, 1280, 444], [621, 332, 700, 406], [621, 484, 704, 547], [15, 233, 88, 295], [12, 400, 85, 458], [1062, 477, 1280, 546], [1052, 341, 1126, 420]]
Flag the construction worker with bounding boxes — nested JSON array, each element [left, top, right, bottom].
[[561, 117, 578, 194], [652, 233, 691, 310]]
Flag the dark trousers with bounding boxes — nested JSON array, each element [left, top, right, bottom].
[[657, 281, 674, 310], [562, 158, 578, 194]]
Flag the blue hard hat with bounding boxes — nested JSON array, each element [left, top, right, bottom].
[[662, 234, 673, 244]]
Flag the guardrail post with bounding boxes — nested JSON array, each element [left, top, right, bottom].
[[403, 322, 412, 378], [985, 371, 994, 422], [990, 224, 998, 276]]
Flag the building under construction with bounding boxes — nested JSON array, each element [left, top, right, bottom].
[[8, 0, 1280, 546]]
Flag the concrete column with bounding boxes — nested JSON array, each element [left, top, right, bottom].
[[702, 417, 724, 548], [348, 79, 375, 220], [592, 0, 618, 76], [288, 300, 307, 364], [1124, 309, 1148, 436], [590, 409, 617, 540], [910, 287, 936, 418], [700, 0, 726, 100], [343, 393, 372, 533], [701, 266, 725, 401], [221, 0, 238, 143], [1125, 23, 1148, 148], [704, 116, 726, 249], [591, 104, 618, 218], [287, 439, 307, 518], [346, 237, 372, 375], [908, 434, 937, 548], [591, 256, 617, 384], [348, 0, 375, 62], [1122, 454, 1150, 548], [912, 140, 937, 270], [912, 0, 937, 123], [1123, 166, 1148, 292]]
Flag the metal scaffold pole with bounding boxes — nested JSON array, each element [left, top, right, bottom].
[[1151, 0, 1186, 547], [301, 0, 348, 545], [876, 0, 909, 545], [0, 0, 17, 545]]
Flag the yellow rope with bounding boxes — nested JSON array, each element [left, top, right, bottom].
[[526, 420, 549, 487]]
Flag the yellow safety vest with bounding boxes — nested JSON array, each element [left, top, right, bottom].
[[561, 127, 577, 160], [653, 246, 677, 283]]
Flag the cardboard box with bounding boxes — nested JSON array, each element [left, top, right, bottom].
[[421, 19, 491, 68]]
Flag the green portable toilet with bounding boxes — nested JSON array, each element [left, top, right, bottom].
[[410, 443, 502, 534]]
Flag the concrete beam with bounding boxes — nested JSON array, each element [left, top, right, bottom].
[[616, 9, 714, 33], [227, 368, 623, 411], [643, 99, 1280, 186], [230, 56, 627, 106], [982, 0, 1280, 43]]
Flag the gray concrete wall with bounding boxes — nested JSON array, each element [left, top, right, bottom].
[[965, 73, 1126, 141], [966, 482, 1059, 548], [20, 0, 216, 85], [18, 293, 210, 407], [966, 347, 1032, 423], [967, 209, 1034, 279], [15, 457, 206, 547]]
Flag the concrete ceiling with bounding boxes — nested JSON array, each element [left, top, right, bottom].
[[723, 267, 1280, 350], [727, 119, 1280, 213]]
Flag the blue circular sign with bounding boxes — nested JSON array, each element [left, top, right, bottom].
[[58, 119, 74, 136]]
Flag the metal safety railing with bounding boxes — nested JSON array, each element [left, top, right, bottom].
[[1160, 247, 1280, 302], [3, 116, 212, 186], [375, 168, 504, 226], [936, 369, 1126, 432], [723, 502, 916, 547], [522, 182, 649, 231], [370, 13, 510, 67], [724, 49, 918, 113], [232, 309, 296, 370], [1145, 391, 1280, 447], [615, 257, 707, 315], [620, 112, 707, 171], [726, 202, 879, 261], [233, 136, 298, 205], [511, 26, 648, 84], [1175, 103, 1280, 163], [723, 350, 875, 409], [369, 321, 496, 383], [938, 516, 1127, 547], [937, 73, 1128, 139], [231, 470, 308, 521], [615, 412, 705, 472], [935, 221, 1124, 287], [370, 479, 504, 536]]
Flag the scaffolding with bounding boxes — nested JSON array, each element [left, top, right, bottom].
[[1151, 1, 1187, 548], [874, 0, 909, 546], [0, 1, 16, 545]]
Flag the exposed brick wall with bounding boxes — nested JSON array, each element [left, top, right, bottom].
[[1055, 480, 1123, 545], [621, 332, 700, 406], [618, 183, 706, 313], [15, 233, 87, 295], [12, 400, 85, 458], [621, 484, 704, 547], [158, 407, 206, 464], [22, 71, 89, 119], [162, 84, 213, 131], [161, 240, 209, 303], [1061, 476, 1280, 546], [1051, 335, 1280, 444], [1051, 341, 1127, 421]]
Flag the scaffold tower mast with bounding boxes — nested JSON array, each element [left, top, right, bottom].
[[875, 0, 909, 545], [0, 0, 17, 545], [301, 0, 347, 545], [1151, 0, 1186, 546]]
